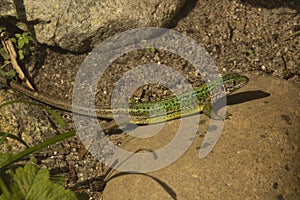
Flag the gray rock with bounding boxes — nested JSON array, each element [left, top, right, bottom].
[[0, 0, 186, 53]]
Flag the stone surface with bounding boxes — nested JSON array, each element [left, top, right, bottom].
[[0, 89, 58, 153], [0, 0, 186, 52], [103, 75, 300, 199]]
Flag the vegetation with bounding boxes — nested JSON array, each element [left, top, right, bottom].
[[10, 31, 33, 60], [0, 25, 34, 79], [0, 100, 87, 199]]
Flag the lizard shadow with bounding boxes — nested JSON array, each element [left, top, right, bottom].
[[213, 90, 271, 111]]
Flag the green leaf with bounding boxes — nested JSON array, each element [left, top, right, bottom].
[[285, 30, 300, 40], [29, 156, 38, 164], [2, 164, 78, 199], [17, 39, 24, 49], [0, 133, 9, 146], [27, 35, 33, 41], [42, 107, 66, 128], [18, 49, 24, 60], [14, 33, 21, 39], [23, 37, 29, 44], [0, 26, 6, 33], [0, 153, 15, 169], [0, 68, 16, 79], [49, 176, 68, 186], [22, 32, 29, 37], [0, 131, 75, 171], [75, 192, 90, 200], [10, 38, 16, 43], [0, 48, 10, 60], [0, 132, 29, 148], [0, 176, 11, 199], [146, 46, 156, 53], [247, 49, 254, 56]]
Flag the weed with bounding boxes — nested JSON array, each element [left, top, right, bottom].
[[247, 49, 254, 56], [0, 100, 87, 199], [10, 31, 33, 60], [146, 46, 156, 53], [0, 25, 34, 79]]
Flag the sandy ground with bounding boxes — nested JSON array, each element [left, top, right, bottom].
[[103, 75, 300, 200]]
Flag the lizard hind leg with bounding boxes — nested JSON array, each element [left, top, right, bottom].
[[202, 104, 225, 120]]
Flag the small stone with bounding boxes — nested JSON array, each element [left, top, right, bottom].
[[284, 164, 290, 171], [277, 194, 284, 200], [272, 182, 278, 190]]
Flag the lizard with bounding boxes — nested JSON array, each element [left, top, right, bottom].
[[0, 73, 249, 126]]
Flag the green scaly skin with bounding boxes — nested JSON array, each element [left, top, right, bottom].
[[126, 73, 249, 124], [0, 73, 249, 125]]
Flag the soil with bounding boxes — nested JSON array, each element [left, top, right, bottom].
[[0, 0, 299, 199]]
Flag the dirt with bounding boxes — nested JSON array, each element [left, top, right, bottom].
[[0, 0, 299, 199]]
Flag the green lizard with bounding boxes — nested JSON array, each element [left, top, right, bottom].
[[0, 73, 248, 125]]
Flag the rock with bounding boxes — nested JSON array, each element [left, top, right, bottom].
[[102, 75, 300, 199], [0, 88, 58, 153], [0, 0, 186, 53]]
